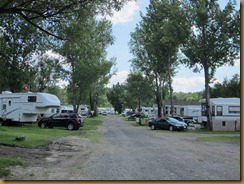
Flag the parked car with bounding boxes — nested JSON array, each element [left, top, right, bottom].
[[148, 117, 185, 131], [78, 115, 84, 126], [171, 116, 188, 128], [127, 113, 142, 121], [183, 118, 196, 125], [38, 113, 83, 130]]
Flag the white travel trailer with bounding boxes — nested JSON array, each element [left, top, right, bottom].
[[198, 98, 240, 131], [59, 105, 74, 113], [78, 105, 89, 116], [140, 107, 157, 119], [0, 91, 60, 125]]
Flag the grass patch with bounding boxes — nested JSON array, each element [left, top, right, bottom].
[[196, 135, 240, 142], [186, 128, 240, 134], [79, 117, 103, 143], [0, 156, 26, 177], [0, 123, 81, 148]]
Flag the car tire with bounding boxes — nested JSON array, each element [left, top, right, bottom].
[[67, 123, 74, 130], [151, 125, 155, 130], [169, 126, 173, 131], [40, 122, 46, 129]]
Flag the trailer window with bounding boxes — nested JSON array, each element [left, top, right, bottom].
[[2, 104, 6, 111], [216, 106, 223, 116], [228, 106, 240, 114], [211, 106, 215, 116], [28, 96, 37, 102], [165, 107, 168, 115]]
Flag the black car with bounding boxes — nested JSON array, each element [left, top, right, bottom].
[[148, 117, 185, 131], [38, 113, 82, 130]]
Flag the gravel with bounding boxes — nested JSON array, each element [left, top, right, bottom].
[[79, 115, 240, 180]]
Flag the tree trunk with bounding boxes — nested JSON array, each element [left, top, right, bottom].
[[167, 50, 174, 116], [203, 65, 213, 131]]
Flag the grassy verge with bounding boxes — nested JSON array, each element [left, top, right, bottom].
[[0, 117, 103, 177], [0, 123, 81, 148], [196, 135, 240, 142], [0, 156, 26, 177], [79, 117, 103, 143]]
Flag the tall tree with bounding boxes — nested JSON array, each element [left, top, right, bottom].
[[129, 0, 190, 117], [107, 83, 125, 114], [124, 72, 154, 110], [59, 8, 115, 113], [181, 0, 240, 130]]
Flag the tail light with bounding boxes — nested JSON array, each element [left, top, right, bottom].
[[75, 118, 79, 123]]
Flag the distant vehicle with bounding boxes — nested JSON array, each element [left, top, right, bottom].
[[171, 116, 188, 127], [38, 113, 82, 130], [127, 113, 142, 121], [59, 105, 74, 113], [121, 109, 132, 117], [183, 118, 196, 125], [79, 105, 89, 116], [140, 107, 157, 119], [0, 91, 60, 126], [148, 117, 185, 131]]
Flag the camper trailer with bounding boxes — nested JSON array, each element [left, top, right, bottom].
[[198, 98, 240, 131], [0, 91, 60, 125], [59, 105, 74, 113], [140, 107, 157, 119], [79, 105, 89, 116]]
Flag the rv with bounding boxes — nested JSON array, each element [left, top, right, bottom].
[[198, 98, 240, 131], [79, 105, 89, 116], [0, 91, 60, 125], [59, 105, 74, 113], [140, 107, 157, 119]]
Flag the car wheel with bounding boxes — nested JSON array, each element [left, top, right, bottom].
[[40, 122, 46, 129], [169, 126, 173, 131], [67, 123, 74, 130], [151, 125, 156, 130]]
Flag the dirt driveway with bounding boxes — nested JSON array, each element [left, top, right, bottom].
[[1, 115, 240, 180]]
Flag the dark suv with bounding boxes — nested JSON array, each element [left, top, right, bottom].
[[38, 113, 83, 130]]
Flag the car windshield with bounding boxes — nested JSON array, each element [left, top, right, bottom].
[[166, 117, 181, 124]]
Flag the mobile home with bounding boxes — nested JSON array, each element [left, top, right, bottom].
[[198, 98, 240, 131], [0, 91, 60, 125], [164, 100, 201, 118]]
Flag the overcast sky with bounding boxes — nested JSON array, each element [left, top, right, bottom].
[[105, 0, 240, 92]]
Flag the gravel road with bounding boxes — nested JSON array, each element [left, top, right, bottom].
[[4, 115, 240, 180], [80, 115, 240, 180]]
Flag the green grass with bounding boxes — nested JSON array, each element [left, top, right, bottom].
[[79, 117, 103, 143], [186, 129, 240, 134], [0, 123, 81, 148], [0, 117, 104, 177], [196, 135, 240, 142], [0, 156, 26, 177]]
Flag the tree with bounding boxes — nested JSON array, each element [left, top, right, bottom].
[[181, 0, 240, 130], [0, 13, 48, 92], [210, 74, 240, 98], [0, 0, 132, 39], [107, 83, 125, 114], [124, 72, 154, 110], [58, 8, 115, 114], [129, 0, 190, 117]]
